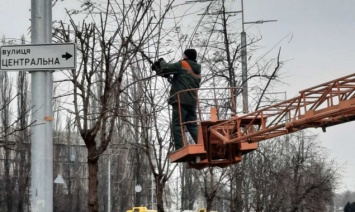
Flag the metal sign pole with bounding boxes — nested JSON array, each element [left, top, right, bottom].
[[30, 0, 53, 211]]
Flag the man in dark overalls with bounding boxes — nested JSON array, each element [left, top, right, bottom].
[[153, 49, 201, 150]]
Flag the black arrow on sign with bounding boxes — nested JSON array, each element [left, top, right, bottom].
[[62, 52, 72, 60]]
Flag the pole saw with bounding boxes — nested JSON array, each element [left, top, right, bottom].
[[126, 38, 172, 81], [127, 38, 154, 64]]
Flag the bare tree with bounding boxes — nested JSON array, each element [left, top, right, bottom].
[[0, 70, 32, 212], [53, 1, 175, 211], [0, 69, 13, 212], [195, 1, 283, 211], [0, 36, 33, 212], [238, 131, 338, 212], [181, 166, 199, 210], [14, 70, 31, 212], [287, 132, 337, 212], [134, 66, 178, 212]]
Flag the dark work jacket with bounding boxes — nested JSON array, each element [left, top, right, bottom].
[[158, 59, 201, 106]]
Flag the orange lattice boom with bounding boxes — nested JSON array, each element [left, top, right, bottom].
[[169, 73, 355, 169]]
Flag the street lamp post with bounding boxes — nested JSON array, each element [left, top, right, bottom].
[[30, 0, 54, 211]]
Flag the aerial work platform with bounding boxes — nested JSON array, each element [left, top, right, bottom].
[[169, 73, 355, 169]]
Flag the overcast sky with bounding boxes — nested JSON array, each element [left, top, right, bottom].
[[1, 0, 355, 192], [244, 0, 355, 192]]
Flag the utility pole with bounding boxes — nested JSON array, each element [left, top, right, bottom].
[[239, 2, 277, 211], [240, 0, 248, 113], [240, 0, 277, 113], [30, 0, 53, 211]]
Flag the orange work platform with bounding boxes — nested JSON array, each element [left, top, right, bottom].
[[169, 73, 355, 169]]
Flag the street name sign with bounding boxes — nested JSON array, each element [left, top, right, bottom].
[[0, 43, 76, 71]]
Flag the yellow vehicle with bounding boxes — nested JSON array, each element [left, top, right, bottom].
[[198, 209, 218, 212], [126, 207, 157, 212]]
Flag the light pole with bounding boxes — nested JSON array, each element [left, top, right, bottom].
[[30, 0, 54, 211]]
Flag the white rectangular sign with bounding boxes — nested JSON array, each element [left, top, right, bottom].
[[0, 43, 76, 71]]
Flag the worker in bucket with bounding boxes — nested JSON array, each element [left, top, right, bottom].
[[152, 49, 201, 150]]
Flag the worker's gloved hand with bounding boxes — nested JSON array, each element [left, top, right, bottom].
[[152, 58, 171, 82], [151, 61, 160, 72], [151, 58, 165, 72], [161, 74, 171, 79]]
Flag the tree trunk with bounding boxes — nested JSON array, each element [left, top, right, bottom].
[[88, 148, 99, 212], [206, 198, 213, 212], [5, 147, 12, 212], [17, 130, 28, 212], [234, 175, 243, 212], [156, 177, 165, 212], [181, 167, 195, 210], [17, 150, 28, 212]]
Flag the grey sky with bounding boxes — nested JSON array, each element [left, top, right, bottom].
[[245, 0, 355, 92], [1, 0, 355, 192], [0, 1, 31, 40], [245, 0, 355, 192]]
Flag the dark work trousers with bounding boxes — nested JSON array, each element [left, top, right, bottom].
[[171, 103, 198, 150]]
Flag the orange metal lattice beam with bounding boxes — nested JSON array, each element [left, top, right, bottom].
[[209, 73, 355, 144]]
